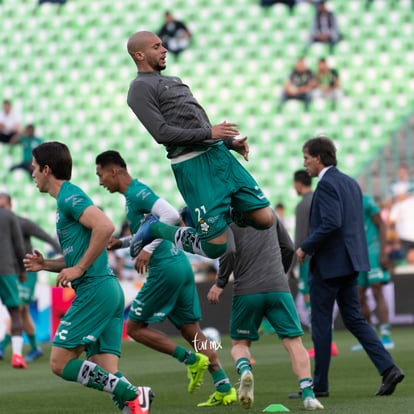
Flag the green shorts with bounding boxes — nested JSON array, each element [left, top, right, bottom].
[[53, 277, 125, 358], [358, 268, 390, 288], [0, 274, 20, 307], [298, 259, 310, 295], [19, 272, 37, 305], [230, 291, 304, 341], [128, 254, 201, 328], [172, 142, 270, 241]]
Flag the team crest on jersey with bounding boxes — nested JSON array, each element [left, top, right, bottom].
[[199, 219, 210, 234]]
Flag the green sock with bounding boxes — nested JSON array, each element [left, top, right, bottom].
[[235, 357, 251, 376], [172, 345, 197, 365], [61, 359, 137, 403], [150, 221, 178, 242], [380, 323, 391, 338], [299, 377, 315, 399], [1, 334, 11, 351], [212, 368, 231, 393], [28, 334, 38, 351]]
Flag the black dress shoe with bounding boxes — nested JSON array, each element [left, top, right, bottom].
[[288, 391, 330, 399], [375, 365, 405, 396]]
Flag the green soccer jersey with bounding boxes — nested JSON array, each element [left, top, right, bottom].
[[124, 179, 183, 264], [56, 181, 115, 290], [362, 194, 381, 251]]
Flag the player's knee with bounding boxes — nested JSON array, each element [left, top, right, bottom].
[[201, 241, 227, 259]]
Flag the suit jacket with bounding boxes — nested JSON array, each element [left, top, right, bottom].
[[301, 167, 369, 279]]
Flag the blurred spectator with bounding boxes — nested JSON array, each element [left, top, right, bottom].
[[388, 190, 414, 263], [9, 124, 43, 178], [0, 100, 22, 144], [389, 165, 414, 200], [259, 0, 296, 14], [157, 11, 192, 61], [313, 58, 343, 110], [278, 57, 316, 112], [306, 0, 342, 55]]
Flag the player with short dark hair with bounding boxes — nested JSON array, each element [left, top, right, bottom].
[[95, 150, 236, 407], [125, 30, 274, 261], [24, 141, 153, 414]]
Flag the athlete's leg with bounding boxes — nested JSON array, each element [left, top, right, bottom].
[[54, 346, 138, 405], [181, 323, 232, 393]]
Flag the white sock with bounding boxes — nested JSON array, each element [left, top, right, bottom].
[[11, 335, 24, 356]]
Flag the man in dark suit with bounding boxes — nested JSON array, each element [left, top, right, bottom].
[[295, 136, 404, 397]]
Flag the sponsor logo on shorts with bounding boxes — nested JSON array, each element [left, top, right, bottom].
[[237, 329, 250, 335]]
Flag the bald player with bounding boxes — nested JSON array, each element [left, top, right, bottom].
[[125, 31, 274, 261]]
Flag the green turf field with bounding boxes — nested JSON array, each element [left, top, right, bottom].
[[0, 327, 413, 413]]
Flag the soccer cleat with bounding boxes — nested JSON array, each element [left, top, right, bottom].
[[124, 386, 154, 414], [304, 397, 324, 410], [381, 337, 395, 350], [25, 347, 44, 362], [197, 387, 237, 407], [12, 354, 28, 369], [187, 353, 209, 393], [130, 214, 159, 258], [238, 370, 254, 409]]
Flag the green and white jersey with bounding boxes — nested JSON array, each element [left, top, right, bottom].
[[362, 194, 381, 252], [124, 179, 183, 265], [56, 181, 115, 291]]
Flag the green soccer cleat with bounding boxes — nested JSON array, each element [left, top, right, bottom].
[[197, 387, 237, 407], [187, 353, 209, 393]]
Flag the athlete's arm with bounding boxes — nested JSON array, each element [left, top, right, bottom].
[[23, 249, 66, 273], [55, 206, 114, 287]]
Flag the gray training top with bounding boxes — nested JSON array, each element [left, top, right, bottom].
[[216, 215, 294, 296], [0, 208, 26, 275], [294, 190, 313, 249], [127, 71, 232, 158]]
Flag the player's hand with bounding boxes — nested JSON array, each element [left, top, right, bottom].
[[296, 247, 306, 265], [23, 249, 45, 272], [231, 136, 249, 161], [56, 266, 84, 288], [211, 121, 239, 140], [108, 237, 122, 250], [207, 284, 223, 304], [135, 249, 152, 274]]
